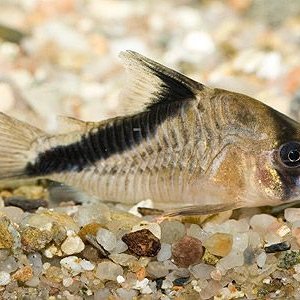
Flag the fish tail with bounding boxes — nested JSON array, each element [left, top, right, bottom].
[[0, 112, 45, 180]]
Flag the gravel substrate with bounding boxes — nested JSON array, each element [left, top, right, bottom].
[[0, 184, 300, 299]]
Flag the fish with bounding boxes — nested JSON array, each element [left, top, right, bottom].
[[1, 50, 300, 215]]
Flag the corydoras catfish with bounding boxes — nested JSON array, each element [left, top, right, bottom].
[[1, 51, 300, 215]]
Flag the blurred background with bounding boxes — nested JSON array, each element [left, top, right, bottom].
[[0, 0, 299, 132]]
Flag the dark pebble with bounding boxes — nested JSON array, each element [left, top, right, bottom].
[[265, 241, 291, 253], [173, 277, 190, 286], [156, 278, 164, 290], [122, 229, 161, 257], [4, 196, 48, 212]]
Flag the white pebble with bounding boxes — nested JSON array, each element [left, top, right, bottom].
[[249, 214, 277, 232], [157, 243, 172, 262], [256, 252, 267, 268], [96, 228, 117, 252], [80, 259, 95, 271], [277, 225, 290, 237], [285, 208, 300, 223], [141, 285, 153, 294], [0, 271, 10, 286], [161, 279, 173, 289], [232, 233, 248, 251], [111, 239, 128, 254], [117, 275, 125, 284], [61, 235, 85, 255], [60, 256, 82, 274], [63, 277, 73, 287], [133, 278, 149, 290]]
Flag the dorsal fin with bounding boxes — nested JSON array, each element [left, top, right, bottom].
[[119, 50, 204, 114]]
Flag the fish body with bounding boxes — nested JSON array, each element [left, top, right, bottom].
[[1, 51, 300, 213]]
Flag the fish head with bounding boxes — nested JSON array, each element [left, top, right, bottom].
[[213, 89, 300, 206], [249, 110, 300, 205]]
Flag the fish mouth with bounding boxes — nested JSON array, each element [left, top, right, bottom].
[[277, 169, 300, 202]]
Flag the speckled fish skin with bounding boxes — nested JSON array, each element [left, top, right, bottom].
[[1, 50, 300, 213]]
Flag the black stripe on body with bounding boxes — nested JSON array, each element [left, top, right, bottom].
[[25, 100, 190, 176]]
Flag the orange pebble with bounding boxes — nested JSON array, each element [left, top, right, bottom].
[[136, 267, 146, 280]]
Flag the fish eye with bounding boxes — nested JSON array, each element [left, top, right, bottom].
[[279, 141, 300, 168]]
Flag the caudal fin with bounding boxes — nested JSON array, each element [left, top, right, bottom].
[[0, 112, 45, 180]]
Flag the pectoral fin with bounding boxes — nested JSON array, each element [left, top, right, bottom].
[[161, 202, 241, 218]]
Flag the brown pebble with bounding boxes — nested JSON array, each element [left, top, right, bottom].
[[12, 266, 33, 282], [172, 236, 204, 268], [82, 244, 100, 261], [122, 229, 161, 257], [0, 217, 14, 249], [21, 226, 53, 252]]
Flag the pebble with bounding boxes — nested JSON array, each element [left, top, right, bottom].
[[216, 250, 244, 272], [0, 256, 18, 273], [285, 208, 300, 223], [80, 259, 95, 271], [12, 266, 33, 282], [95, 261, 123, 281], [146, 261, 169, 278], [278, 251, 300, 269], [122, 229, 161, 257], [190, 263, 215, 280], [78, 223, 102, 241], [61, 234, 85, 255], [0, 217, 14, 249], [0, 271, 10, 286], [172, 236, 204, 268], [157, 243, 172, 262], [265, 241, 291, 253], [96, 228, 116, 252], [204, 233, 233, 257], [256, 252, 267, 268], [160, 220, 186, 244], [116, 287, 137, 299], [28, 253, 43, 276], [60, 256, 83, 274], [0, 206, 24, 224], [62, 277, 73, 287], [111, 239, 128, 254], [187, 224, 209, 242], [109, 253, 137, 266], [74, 204, 111, 227], [249, 214, 277, 233], [21, 226, 52, 252]]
